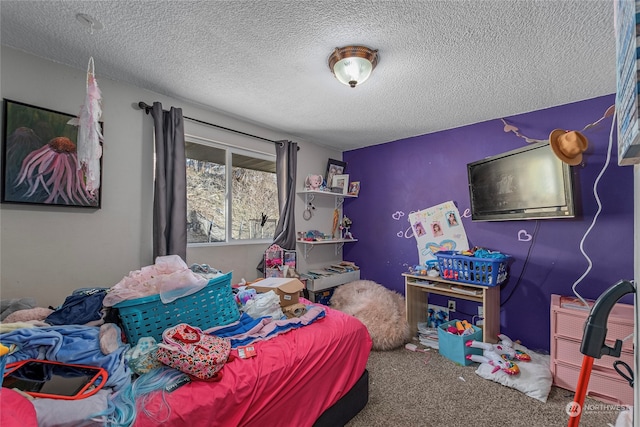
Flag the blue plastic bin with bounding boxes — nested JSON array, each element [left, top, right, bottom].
[[435, 251, 510, 286]]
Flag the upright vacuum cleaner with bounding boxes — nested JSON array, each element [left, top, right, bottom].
[[567, 280, 635, 426]]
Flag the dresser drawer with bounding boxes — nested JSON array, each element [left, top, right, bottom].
[[553, 337, 634, 370], [553, 361, 633, 405], [552, 310, 634, 353]]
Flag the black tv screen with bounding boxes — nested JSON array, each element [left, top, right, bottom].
[[467, 142, 575, 221]]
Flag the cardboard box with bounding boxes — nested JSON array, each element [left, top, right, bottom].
[[437, 320, 483, 366], [248, 278, 304, 307]]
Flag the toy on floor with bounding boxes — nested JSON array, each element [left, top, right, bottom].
[[466, 350, 520, 375], [496, 334, 531, 361], [465, 334, 531, 362], [465, 334, 530, 375]]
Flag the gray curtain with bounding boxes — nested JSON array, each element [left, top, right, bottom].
[[150, 102, 187, 261], [257, 140, 298, 273]]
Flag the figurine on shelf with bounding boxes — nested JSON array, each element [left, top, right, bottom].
[[341, 216, 354, 239]]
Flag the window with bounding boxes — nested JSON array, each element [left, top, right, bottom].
[[185, 136, 279, 244]]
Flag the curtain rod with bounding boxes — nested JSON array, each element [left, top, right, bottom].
[[137, 101, 290, 147]]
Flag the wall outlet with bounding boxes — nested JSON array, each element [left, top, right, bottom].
[[448, 300, 456, 311], [477, 306, 484, 317]]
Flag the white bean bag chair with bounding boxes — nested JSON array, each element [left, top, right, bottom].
[[330, 280, 410, 350]]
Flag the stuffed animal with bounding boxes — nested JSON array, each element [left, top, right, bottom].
[[305, 174, 324, 190], [466, 334, 531, 362], [465, 334, 530, 375], [466, 350, 520, 375]]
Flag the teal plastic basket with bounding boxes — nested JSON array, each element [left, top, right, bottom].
[[114, 272, 239, 345]]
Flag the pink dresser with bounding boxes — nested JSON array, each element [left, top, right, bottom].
[[550, 294, 634, 405]]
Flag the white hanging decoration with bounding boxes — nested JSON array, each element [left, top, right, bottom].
[[68, 56, 103, 194]]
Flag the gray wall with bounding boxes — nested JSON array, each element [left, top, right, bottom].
[[0, 47, 343, 307]]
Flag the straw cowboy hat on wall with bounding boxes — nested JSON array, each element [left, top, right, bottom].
[[549, 129, 589, 166]]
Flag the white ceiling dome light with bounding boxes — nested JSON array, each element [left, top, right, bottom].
[[328, 46, 379, 88]]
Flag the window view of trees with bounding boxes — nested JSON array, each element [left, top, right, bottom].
[[186, 139, 279, 244]]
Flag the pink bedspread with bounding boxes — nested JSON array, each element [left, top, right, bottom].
[[133, 301, 372, 427]]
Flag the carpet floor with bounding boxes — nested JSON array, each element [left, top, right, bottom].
[[345, 346, 626, 427]]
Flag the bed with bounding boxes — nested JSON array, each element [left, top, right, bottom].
[[132, 298, 372, 426], [0, 295, 372, 427]]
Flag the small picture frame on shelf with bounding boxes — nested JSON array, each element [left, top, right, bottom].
[[348, 181, 360, 196], [325, 158, 346, 187], [331, 174, 349, 195]]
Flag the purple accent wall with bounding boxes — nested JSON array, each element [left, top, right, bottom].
[[342, 94, 634, 352]]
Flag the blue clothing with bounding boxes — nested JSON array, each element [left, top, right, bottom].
[[207, 306, 326, 348], [45, 289, 106, 325], [0, 325, 131, 391]]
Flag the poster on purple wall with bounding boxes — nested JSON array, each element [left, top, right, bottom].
[[409, 200, 469, 265]]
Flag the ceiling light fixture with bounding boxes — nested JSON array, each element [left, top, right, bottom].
[[328, 45, 379, 88]]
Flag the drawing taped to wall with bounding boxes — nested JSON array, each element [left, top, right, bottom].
[[409, 201, 469, 265]]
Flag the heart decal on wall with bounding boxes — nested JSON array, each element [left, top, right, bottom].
[[518, 230, 532, 242]]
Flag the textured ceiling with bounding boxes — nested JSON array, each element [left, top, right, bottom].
[[0, 1, 616, 151]]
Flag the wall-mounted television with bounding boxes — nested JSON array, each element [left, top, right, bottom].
[[467, 142, 576, 221]]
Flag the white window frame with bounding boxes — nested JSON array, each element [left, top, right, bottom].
[[185, 133, 277, 247]]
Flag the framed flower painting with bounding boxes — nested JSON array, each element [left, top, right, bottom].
[[1, 99, 102, 208]]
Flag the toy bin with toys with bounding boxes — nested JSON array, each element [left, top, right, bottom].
[[437, 319, 483, 366], [435, 248, 510, 286]]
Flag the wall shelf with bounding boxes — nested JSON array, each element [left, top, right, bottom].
[[297, 189, 357, 258], [296, 238, 357, 257], [297, 189, 356, 206]]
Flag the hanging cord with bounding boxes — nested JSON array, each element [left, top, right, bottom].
[[566, 110, 636, 349], [613, 360, 634, 388], [570, 109, 617, 306], [500, 220, 540, 306]]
